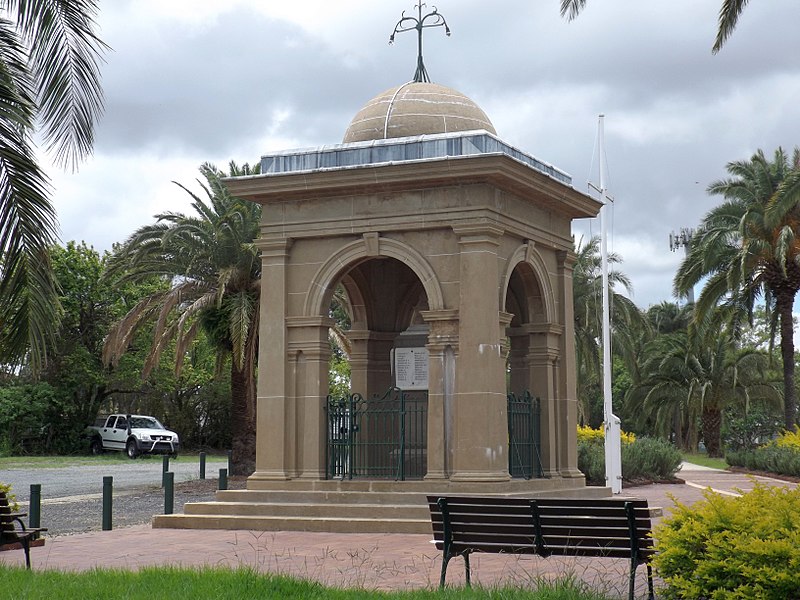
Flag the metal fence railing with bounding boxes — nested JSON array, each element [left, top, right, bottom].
[[325, 387, 427, 481], [507, 390, 543, 479]]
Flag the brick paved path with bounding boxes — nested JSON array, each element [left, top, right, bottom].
[[2, 464, 795, 598]]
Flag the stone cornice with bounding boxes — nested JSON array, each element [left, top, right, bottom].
[[226, 154, 600, 220]]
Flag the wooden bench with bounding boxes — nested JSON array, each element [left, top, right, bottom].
[[428, 495, 655, 600], [1, 491, 47, 569]]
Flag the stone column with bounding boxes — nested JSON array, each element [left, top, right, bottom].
[[527, 324, 563, 478], [252, 237, 292, 480], [421, 309, 459, 480], [556, 250, 583, 479], [347, 329, 370, 398], [287, 316, 333, 479], [449, 225, 510, 482]]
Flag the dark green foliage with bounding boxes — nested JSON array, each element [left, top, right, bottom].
[[621, 437, 682, 482], [0, 383, 58, 454], [723, 406, 782, 451], [576, 441, 606, 485], [726, 445, 800, 477], [578, 437, 681, 486]]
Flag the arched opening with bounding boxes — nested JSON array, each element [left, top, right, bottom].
[[324, 257, 430, 480], [504, 261, 548, 479]]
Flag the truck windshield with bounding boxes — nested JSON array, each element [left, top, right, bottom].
[[129, 417, 164, 429]]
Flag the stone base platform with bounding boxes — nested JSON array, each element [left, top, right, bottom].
[[153, 477, 608, 534]]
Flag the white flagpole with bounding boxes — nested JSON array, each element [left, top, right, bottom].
[[598, 114, 622, 494]]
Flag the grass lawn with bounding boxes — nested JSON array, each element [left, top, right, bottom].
[[0, 566, 612, 599], [682, 453, 728, 470], [0, 452, 229, 470]]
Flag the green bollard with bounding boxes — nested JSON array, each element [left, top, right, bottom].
[[102, 476, 113, 531], [218, 468, 228, 491], [164, 471, 174, 515], [199, 452, 206, 480], [29, 484, 41, 529], [161, 454, 170, 487]]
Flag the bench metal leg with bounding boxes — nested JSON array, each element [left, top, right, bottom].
[[439, 555, 449, 588], [21, 537, 31, 569], [629, 561, 655, 600], [628, 558, 636, 600], [439, 552, 471, 588]]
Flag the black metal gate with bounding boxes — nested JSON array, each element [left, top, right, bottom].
[[325, 387, 427, 480], [507, 391, 543, 479]]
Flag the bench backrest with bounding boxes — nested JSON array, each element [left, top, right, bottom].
[[427, 495, 655, 563]]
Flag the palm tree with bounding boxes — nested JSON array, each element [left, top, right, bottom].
[[572, 236, 645, 424], [646, 301, 692, 335], [0, 1, 107, 371], [675, 148, 800, 430], [560, 0, 750, 53], [103, 161, 261, 475], [627, 316, 777, 456]]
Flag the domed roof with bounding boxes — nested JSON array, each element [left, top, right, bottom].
[[343, 82, 496, 143]]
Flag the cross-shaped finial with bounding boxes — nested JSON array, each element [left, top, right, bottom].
[[389, 3, 451, 83]]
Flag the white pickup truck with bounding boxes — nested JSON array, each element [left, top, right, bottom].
[[87, 414, 180, 459]]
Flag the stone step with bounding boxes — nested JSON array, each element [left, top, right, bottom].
[[183, 500, 430, 520], [155, 480, 610, 534], [215, 489, 428, 505], [153, 513, 432, 534]]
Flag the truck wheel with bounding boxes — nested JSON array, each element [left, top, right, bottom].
[[90, 438, 104, 455], [126, 439, 139, 459]]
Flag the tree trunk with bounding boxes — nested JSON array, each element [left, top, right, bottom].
[[777, 294, 798, 430], [230, 359, 256, 476], [701, 407, 723, 458]]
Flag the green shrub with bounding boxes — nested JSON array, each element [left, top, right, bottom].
[[726, 444, 800, 477], [621, 437, 682, 481], [577, 441, 605, 485], [654, 483, 800, 599], [578, 436, 681, 485]]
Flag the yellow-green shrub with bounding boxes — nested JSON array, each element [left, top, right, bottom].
[[654, 483, 800, 599], [0, 481, 19, 511], [775, 426, 800, 450], [577, 424, 635, 445]]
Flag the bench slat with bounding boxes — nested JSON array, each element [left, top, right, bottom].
[[433, 524, 654, 544]]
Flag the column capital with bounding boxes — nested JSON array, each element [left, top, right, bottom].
[[421, 309, 459, 351], [286, 316, 335, 329], [555, 249, 576, 270], [257, 237, 293, 261], [453, 223, 504, 246]]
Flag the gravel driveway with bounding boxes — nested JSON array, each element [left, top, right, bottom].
[[1, 457, 244, 536]]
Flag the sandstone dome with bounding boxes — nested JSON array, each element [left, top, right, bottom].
[[343, 82, 496, 143]]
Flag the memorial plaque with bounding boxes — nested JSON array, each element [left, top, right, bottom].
[[394, 347, 429, 390]]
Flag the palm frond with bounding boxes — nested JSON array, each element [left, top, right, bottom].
[[559, 0, 587, 21], [13, 0, 108, 169], [712, 0, 750, 54], [0, 18, 60, 369]]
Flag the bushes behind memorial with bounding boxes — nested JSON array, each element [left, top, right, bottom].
[[577, 426, 681, 485], [654, 483, 800, 599], [726, 428, 800, 478]]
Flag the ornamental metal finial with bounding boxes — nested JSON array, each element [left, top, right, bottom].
[[389, 3, 451, 83]]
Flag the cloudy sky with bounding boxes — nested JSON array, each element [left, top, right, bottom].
[[44, 0, 799, 310]]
